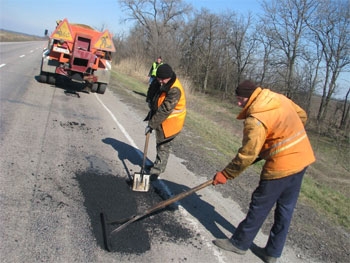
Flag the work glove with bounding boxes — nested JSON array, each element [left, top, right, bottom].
[[212, 171, 227, 185], [145, 125, 153, 135], [143, 111, 151, 121]]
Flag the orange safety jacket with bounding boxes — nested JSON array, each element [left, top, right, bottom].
[[223, 88, 315, 180], [157, 78, 186, 138], [253, 91, 315, 178]]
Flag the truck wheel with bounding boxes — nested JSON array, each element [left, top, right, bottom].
[[97, 83, 107, 94], [39, 72, 48, 83], [48, 74, 56, 85], [91, 83, 98, 93]]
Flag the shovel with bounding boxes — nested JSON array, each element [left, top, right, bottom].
[[132, 131, 151, 192]]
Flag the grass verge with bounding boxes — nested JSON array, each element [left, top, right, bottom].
[[110, 68, 350, 231], [300, 176, 350, 229]]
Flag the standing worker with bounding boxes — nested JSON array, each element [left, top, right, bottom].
[[148, 56, 163, 84], [145, 64, 186, 181], [212, 80, 315, 263]]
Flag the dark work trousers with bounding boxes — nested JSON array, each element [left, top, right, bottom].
[[149, 127, 176, 175], [231, 167, 307, 257]]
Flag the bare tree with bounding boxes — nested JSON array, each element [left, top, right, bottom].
[[261, 0, 317, 99], [124, 26, 150, 69], [200, 11, 220, 92], [223, 12, 256, 89], [118, 0, 192, 60], [296, 39, 323, 116], [306, 0, 350, 122], [253, 21, 276, 85], [179, 9, 223, 92], [340, 87, 350, 130]]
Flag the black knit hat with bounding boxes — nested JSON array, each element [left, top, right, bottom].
[[235, 80, 257, 98], [156, 64, 173, 79]]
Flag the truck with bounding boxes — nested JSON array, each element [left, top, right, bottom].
[[39, 18, 116, 94]]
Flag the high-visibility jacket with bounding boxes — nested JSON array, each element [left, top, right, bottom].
[[223, 88, 315, 180], [157, 78, 186, 138], [151, 62, 163, 77]]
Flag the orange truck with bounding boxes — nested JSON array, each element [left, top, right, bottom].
[[39, 18, 116, 94]]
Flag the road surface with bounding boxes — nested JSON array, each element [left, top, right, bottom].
[[0, 42, 319, 263]]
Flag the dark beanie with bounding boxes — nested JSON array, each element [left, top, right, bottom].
[[156, 64, 173, 79], [235, 80, 257, 98]]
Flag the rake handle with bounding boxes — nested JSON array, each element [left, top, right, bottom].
[[145, 179, 213, 215], [111, 179, 213, 234]]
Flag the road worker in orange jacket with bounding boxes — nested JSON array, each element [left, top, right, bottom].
[[212, 80, 315, 263], [145, 63, 186, 181]]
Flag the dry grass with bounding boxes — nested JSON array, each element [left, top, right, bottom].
[[0, 29, 45, 42]]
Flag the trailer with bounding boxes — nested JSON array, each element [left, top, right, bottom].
[[39, 18, 116, 94]]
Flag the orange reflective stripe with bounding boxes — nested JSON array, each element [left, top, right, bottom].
[[167, 108, 186, 118]]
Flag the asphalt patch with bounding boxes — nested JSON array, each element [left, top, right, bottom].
[[75, 170, 193, 255]]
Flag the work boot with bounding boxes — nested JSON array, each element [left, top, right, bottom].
[[150, 174, 159, 181], [149, 166, 161, 178], [212, 239, 246, 255], [252, 246, 278, 263], [144, 164, 154, 173]]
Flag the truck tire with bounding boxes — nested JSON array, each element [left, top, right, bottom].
[[48, 74, 56, 85], [39, 72, 48, 83], [91, 83, 98, 93], [97, 83, 107, 94]]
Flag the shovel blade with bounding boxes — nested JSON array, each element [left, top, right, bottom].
[[132, 173, 150, 192]]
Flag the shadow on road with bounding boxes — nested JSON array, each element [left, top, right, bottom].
[[156, 179, 237, 239], [75, 170, 196, 254], [75, 138, 240, 255], [34, 75, 90, 95], [75, 170, 152, 254], [102, 137, 152, 181]]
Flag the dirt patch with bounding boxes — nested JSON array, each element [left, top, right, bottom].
[[108, 77, 350, 263]]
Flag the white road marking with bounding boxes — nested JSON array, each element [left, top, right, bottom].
[[94, 93, 142, 159], [0, 64, 6, 68], [19, 55, 25, 58]]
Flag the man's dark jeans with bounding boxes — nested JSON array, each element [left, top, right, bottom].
[[231, 167, 307, 257]]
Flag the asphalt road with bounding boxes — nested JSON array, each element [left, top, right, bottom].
[[0, 42, 319, 263]]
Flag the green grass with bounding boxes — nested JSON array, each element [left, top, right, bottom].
[[185, 110, 241, 164], [300, 176, 350, 229], [111, 71, 148, 94]]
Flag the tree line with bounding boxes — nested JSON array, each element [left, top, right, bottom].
[[113, 0, 350, 138]]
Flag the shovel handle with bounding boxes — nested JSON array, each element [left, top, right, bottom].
[[141, 132, 151, 173], [111, 179, 213, 234]]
